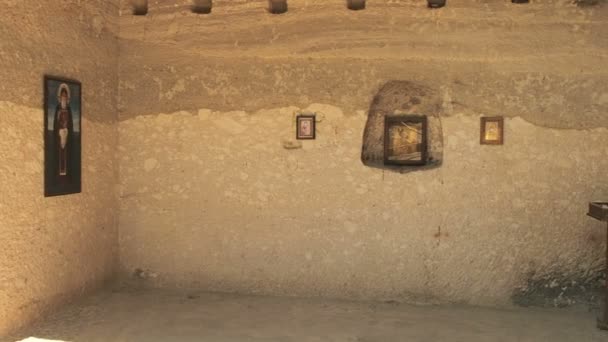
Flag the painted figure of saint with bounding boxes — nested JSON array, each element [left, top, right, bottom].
[[390, 123, 422, 157], [301, 120, 311, 136], [54, 84, 74, 178]]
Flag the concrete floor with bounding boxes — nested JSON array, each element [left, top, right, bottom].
[[5, 289, 608, 342]]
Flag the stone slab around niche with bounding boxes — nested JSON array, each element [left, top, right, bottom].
[[361, 80, 443, 173]]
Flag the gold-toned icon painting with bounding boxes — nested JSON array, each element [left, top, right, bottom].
[[296, 115, 316, 140], [384, 115, 428, 166], [480, 117, 504, 145]]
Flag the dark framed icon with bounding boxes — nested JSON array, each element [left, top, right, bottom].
[[384, 115, 428, 166], [44, 76, 82, 197], [480, 116, 504, 145], [296, 115, 316, 140]]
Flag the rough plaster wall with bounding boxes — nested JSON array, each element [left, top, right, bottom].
[[118, 0, 608, 306], [0, 1, 120, 336]]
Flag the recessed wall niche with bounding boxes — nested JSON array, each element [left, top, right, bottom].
[[347, 0, 366, 10], [269, 0, 288, 14], [361, 81, 443, 173], [131, 0, 148, 15], [192, 0, 212, 14], [428, 0, 447, 8]]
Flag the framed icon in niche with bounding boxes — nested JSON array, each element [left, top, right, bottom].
[[480, 116, 504, 145], [296, 114, 316, 140], [44, 76, 82, 197], [384, 115, 428, 166]]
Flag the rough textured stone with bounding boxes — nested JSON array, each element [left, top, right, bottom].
[[2, 1, 608, 337], [116, 0, 608, 130], [117, 107, 608, 307], [0, 0, 120, 336], [115, 0, 608, 308]]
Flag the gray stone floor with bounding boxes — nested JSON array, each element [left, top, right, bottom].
[[5, 289, 608, 342]]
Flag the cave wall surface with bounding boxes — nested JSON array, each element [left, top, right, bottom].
[[116, 0, 606, 307], [0, 0, 120, 336]]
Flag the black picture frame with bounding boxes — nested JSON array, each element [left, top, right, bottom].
[[44, 75, 82, 197], [384, 115, 428, 166], [296, 114, 316, 140]]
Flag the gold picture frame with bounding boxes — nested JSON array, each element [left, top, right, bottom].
[[480, 117, 504, 145]]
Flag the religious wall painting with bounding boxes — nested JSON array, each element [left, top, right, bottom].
[[480, 116, 504, 145], [384, 115, 428, 166], [44, 76, 82, 197], [296, 114, 316, 140]]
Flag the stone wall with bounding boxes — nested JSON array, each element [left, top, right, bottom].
[[116, 0, 608, 307], [119, 0, 608, 305], [0, 0, 120, 336], [2, 1, 605, 337]]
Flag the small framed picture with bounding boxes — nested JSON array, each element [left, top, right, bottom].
[[384, 115, 428, 166], [44, 76, 82, 197], [480, 116, 504, 145], [296, 115, 316, 140]]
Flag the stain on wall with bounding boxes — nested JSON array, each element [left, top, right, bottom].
[[116, 0, 608, 307], [0, 0, 120, 336]]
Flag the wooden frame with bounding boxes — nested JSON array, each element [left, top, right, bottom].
[[296, 114, 316, 140], [588, 202, 608, 221], [44, 75, 82, 197], [384, 115, 428, 166], [480, 116, 504, 145]]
